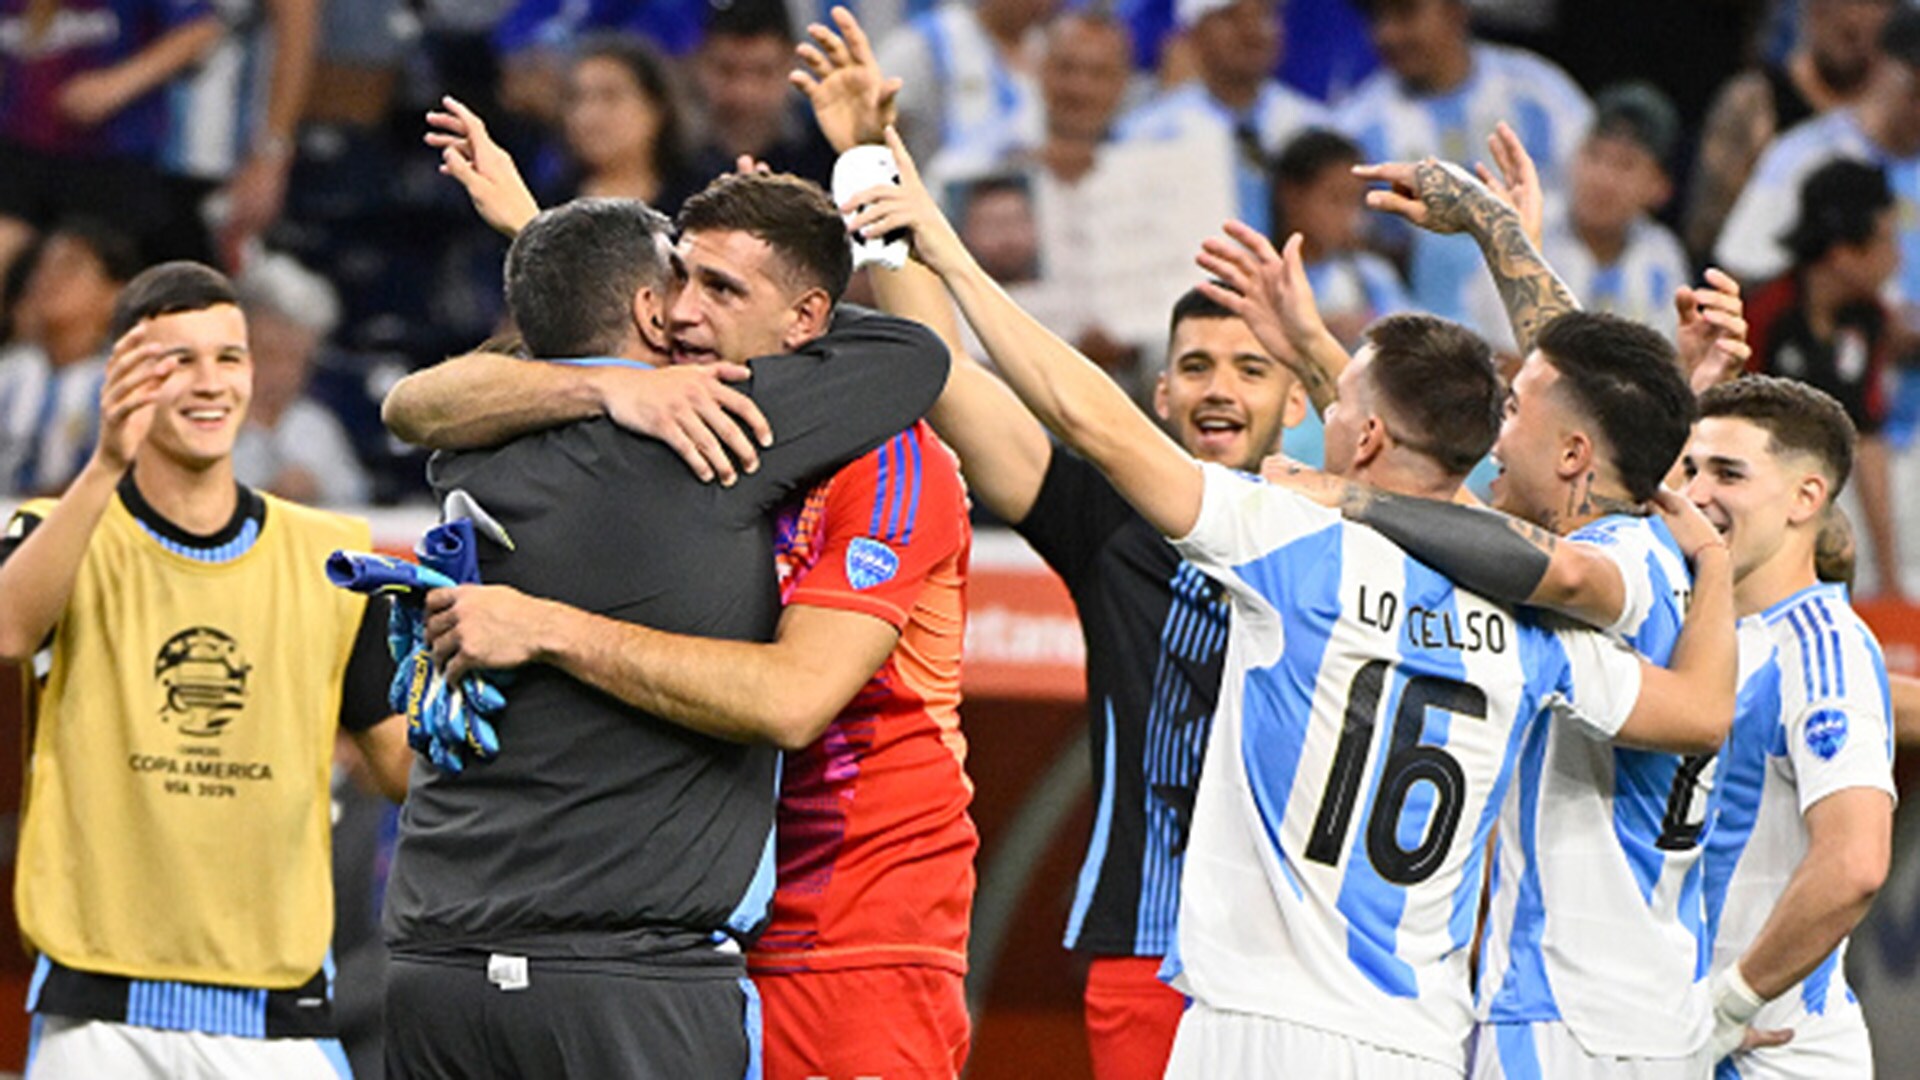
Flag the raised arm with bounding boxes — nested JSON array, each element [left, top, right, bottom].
[[847, 128, 1202, 537], [793, 6, 1054, 522], [218, 0, 321, 259], [0, 328, 174, 660], [1355, 157, 1578, 356]]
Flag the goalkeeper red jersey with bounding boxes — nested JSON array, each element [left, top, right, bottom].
[[750, 421, 977, 975]]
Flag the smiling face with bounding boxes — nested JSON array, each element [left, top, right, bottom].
[[141, 304, 253, 471], [1154, 315, 1303, 470], [666, 228, 805, 366], [1680, 416, 1828, 587], [1487, 351, 1578, 525]]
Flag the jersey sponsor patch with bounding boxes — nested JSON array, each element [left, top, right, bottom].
[[846, 537, 900, 591], [1805, 707, 1850, 761]]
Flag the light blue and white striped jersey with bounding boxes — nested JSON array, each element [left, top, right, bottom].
[[1170, 465, 1644, 1070], [164, 0, 264, 181], [1544, 215, 1690, 344], [876, 1, 1042, 169], [1707, 585, 1895, 1035], [1116, 81, 1332, 236], [1715, 108, 1920, 315], [1478, 514, 1716, 1057], [1335, 43, 1592, 345]]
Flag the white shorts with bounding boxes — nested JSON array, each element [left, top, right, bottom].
[[1165, 1002, 1460, 1080], [1469, 1021, 1711, 1080], [1715, 1012, 1873, 1080], [26, 1015, 352, 1080]]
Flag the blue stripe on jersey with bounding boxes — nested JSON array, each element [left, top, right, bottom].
[[137, 518, 262, 563], [1486, 696, 1557, 1017], [1511, 98, 1554, 176], [870, 437, 892, 538], [1450, 651, 1536, 954], [1064, 703, 1120, 949], [1816, 600, 1845, 697], [1858, 625, 1895, 760], [1238, 527, 1345, 908], [1705, 658, 1782, 942], [922, 13, 957, 146], [25, 954, 49, 1011], [900, 431, 923, 545], [321, 1038, 352, 1079], [1137, 562, 1229, 952], [1332, 555, 1470, 999], [1496, 1021, 1545, 1080], [1716, 1058, 1744, 1080], [1803, 949, 1839, 1016]]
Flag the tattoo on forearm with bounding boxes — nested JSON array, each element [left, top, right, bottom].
[[1412, 160, 1577, 355]]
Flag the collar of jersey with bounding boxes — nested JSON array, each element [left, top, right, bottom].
[[548, 356, 657, 371], [1761, 580, 1848, 623]]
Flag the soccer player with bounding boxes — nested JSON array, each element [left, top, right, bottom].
[[0, 262, 409, 1078], [1682, 377, 1894, 1078], [792, 12, 1306, 1075], [847, 123, 1737, 1080], [385, 132, 972, 1073], [1255, 151, 1748, 1075]]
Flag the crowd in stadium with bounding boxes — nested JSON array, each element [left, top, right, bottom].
[[4, 0, 1920, 1077]]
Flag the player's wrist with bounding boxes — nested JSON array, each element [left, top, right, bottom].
[[1713, 961, 1766, 1023]]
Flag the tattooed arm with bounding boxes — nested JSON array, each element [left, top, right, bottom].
[[1354, 157, 1579, 356]]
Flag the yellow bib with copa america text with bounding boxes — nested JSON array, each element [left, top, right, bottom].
[[14, 492, 370, 989]]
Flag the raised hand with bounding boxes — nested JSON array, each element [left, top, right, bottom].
[[94, 325, 177, 473], [1194, 225, 1345, 412], [425, 96, 541, 236], [1651, 488, 1725, 562], [1676, 268, 1750, 394], [791, 5, 902, 153], [1474, 122, 1544, 250], [843, 127, 970, 278], [1354, 157, 1503, 237]]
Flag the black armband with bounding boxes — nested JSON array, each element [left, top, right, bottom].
[[1349, 494, 1553, 604]]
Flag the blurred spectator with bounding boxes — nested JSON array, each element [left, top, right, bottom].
[[692, 0, 836, 186], [1543, 83, 1690, 340], [1335, 0, 1591, 343], [1716, 7, 1920, 297], [0, 220, 141, 497], [1117, 0, 1328, 235], [877, 0, 1053, 165], [163, 0, 325, 269], [0, 0, 225, 282], [1686, 0, 1894, 263], [1747, 159, 1907, 598], [232, 252, 371, 506], [493, 0, 707, 127], [1271, 128, 1410, 350], [956, 176, 1044, 285], [551, 36, 728, 218]]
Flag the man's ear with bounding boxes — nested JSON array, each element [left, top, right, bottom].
[[1789, 471, 1832, 528], [1352, 414, 1386, 469], [1557, 430, 1594, 482], [780, 288, 834, 351], [1153, 370, 1172, 422], [1282, 378, 1309, 430], [634, 285, 669, 355]]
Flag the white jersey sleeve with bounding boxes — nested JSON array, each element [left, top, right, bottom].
[[1782, 625, 1898, 815], [1540, 626, 1644, 741], [1172, 463, 1343, 584]]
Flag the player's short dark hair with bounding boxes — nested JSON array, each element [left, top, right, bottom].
[[505, 197, 674, 358], [1274, 128, 1364, 187], [1699, 375, 1857, 500], [1363, 313, 1500, 476], [1782, 159, 1892, 265], [678, 171, 853, 302], [1168, 285, 1238, 340], [1534, 311, 1695, 504], [109, 261, 239, 341], [1881, 5, 1920, 69]]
